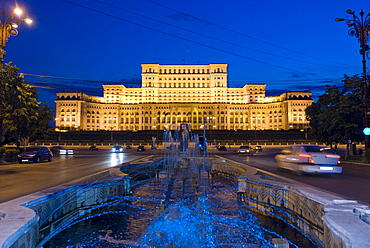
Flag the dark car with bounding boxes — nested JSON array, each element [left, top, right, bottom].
[[126, 145, 132, 149], [112, 145, 123, 153], [218, 145, 227, 151], [137, 145, 146, 152], [18, 146, 53, 163], [89, 145, 98, 151], [255, 145, 263, 152]]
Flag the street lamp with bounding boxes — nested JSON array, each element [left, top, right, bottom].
[[250, 117, 260, 140], [206, 116, 215, 141], [0, 7, 32, 67], [335, 9, 370, 149], [0, 7, 32, 146]]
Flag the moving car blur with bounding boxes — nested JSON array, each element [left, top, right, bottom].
[[274, 144, 342, 176], [50, 146, 74, 155]]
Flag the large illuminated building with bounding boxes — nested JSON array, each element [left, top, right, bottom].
[[55, 64, 313, 131]]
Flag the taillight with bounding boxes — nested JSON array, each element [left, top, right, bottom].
[[299, 153, 314, 163], [326, 154, 340, 159]]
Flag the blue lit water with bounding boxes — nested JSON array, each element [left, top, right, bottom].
[[43, 176, 317, 247]]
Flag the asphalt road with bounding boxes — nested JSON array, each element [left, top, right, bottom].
[[0, 148, 157, 203], [1, 147, 370, 206]]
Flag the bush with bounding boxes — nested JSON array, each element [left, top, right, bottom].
[[0, 147, 5, 162], [365, 149, 370, 163], [5, 149, 19, 162]]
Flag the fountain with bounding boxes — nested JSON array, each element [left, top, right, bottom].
[[41, 124, 318, 247]]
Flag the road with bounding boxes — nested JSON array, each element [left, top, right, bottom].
[[1, 147, 370, 206], [213, 147, 370, 206], [0, 148, 157, 203]]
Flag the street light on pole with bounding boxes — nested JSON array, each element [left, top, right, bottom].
[[0, 7, 32, 67], [250, 117, 260, 140], [0, 7, 32, 146], [335, 9, 370, 150]]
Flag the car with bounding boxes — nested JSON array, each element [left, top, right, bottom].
[[255, 145, 263, 152], [218, 145, 227, 151], [50, 146, 74, 155], [126, 145, 132, 149], [237, 145, 254, 156], [274, 144, 342, 176], [18, 146, 53, 163], [89, 145, 98, 151], [112, 145, 124, 153], [137, 145, 146, 151]]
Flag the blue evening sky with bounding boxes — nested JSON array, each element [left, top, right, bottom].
[[1, 0, 368, 109]]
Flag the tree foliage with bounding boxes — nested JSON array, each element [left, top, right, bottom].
[[0, 63, 54, 145], [305, 75, 367, 145]]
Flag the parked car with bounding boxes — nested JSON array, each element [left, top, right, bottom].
[[274, 144, 342, 176], [112, 145, 124, 153], [137, 145, 146, 151], [89, 145, 98, 151], [50, 146, 74, 155], [237, 145, 254, 156], [218, 145, 227, 151], [255, 145, 263, 152], [18, 146, 53, 163]]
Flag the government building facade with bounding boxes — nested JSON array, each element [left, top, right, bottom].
[[55, 64, 313, 131]]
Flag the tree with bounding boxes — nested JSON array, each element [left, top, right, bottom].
[[305, 75, 366, 145], [0, 63, 54, 146]]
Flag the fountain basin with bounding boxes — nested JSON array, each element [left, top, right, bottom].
[[0, 168, 130, 248]]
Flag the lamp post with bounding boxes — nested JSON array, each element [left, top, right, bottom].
[[0, 7, 32, 67], [251, 117, 260, 140], [0, 7, 32, 146], [335, 9, 370, 149], [206, 116, 215, 141]]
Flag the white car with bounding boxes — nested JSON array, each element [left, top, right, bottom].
[[274, 144, 342, 175], [50, 146, 74, 155], [237, 145, 254, 156]]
